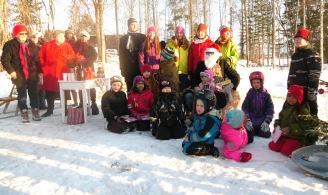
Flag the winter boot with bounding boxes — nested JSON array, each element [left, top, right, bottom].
[[210, 146, 220, 158], [32, 108, 42, 121], [21, 109, 30, 123], [41, 110, 53, 117], [91, 102, 99, 115]]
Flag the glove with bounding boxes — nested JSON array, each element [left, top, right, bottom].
[[307, 90, 316, 101], [260, 122, 270, 132], [245, 120, 253, 132], [240, 152, 252, 162]]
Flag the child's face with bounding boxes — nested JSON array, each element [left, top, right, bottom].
[[176, 32, 184, 40], [136, 82, 145, 91], [196, 99, 205, 115], [148, 31, 156, 40], [251, 79, 262, 90], [162, 86, 172, 93], [197, 30, 206, 39], [142, 71, 151, 79], [286, 94, 297, 105], [294, 37, 309, 48], [111, 82, 122, 92], [201, 75, 210, 83]]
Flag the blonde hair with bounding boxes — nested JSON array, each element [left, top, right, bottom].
[[221, 90, 241, 119]]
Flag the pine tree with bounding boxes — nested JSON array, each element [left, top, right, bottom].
[[298, 115, 328, 146]]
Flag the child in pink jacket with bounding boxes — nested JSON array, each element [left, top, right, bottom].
[[220, 109, 252, 162]]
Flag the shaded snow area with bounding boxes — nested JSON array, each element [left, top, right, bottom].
[[0, 63, 327, 194]]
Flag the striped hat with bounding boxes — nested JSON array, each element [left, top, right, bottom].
[[160, 47, 175, 61], [226, 109, 244, 129]]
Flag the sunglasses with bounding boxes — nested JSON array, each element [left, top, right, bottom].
[[19, 32, 28, 36]]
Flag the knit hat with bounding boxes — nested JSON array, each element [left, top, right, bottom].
[[12, 24, 28, 37], [141, 65, 152, 74], [133, 75, 145, 86], [287, 84, 304, 105], [127, 18, 137, 26], [219, 25, 231, 36], [175, 25, 185, 34], [147, 25, 156, 33], [80, 30, 90, 39], [161, 47, 175, 61], [110, 75, 122, 85], [197, 23, 208, 33], [200, 69, 214, 81], [159, 79, 173, 90], [226, 109, 244, 129], [294, 27, 310, 41]]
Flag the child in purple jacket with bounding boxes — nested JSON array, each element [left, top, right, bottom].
[[242, 71, 274, 143]]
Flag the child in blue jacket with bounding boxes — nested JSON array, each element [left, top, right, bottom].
[[182, 89, 221, 157]]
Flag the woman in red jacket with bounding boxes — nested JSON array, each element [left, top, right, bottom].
[[188, 23, 220, 87], [40, 30, 76, 117]]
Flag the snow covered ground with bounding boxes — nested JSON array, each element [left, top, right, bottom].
[[0, 62, 327, 195]]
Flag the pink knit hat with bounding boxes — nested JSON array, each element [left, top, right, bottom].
[[175, 25, 185, 34], [200, 69, 214, 81], [147, 25, 156, 33]]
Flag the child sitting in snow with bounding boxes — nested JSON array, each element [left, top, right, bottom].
[[128, 75, 154, 131], [242, 71, 274, 143], [220, 109, 252, 162], [182, 89, 221, 157], [150, 79, 186, 140], [269, 84, 317, 157], [101, 75, 131, 133], [141, 65, 159, 95]]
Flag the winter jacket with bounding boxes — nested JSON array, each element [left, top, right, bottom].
[[1, 38, 41, 88], [159, 59, 180, 94], [188, 37, 218, 74], [166, 37, 189, 75], [274, 102, 311, 144], [182, 114, 221, 153], [73, 41, 97, 69], [215, 39, 239, 70], [242, 88, 274, 127], [128, 88, 154, 117], [101, 90, 129, 121], [220, 119, 248, 161], [139, 42, 161, 73], [39, 40, 75, 92], [119, 32, 146, 89], [288, 46, 321, 101]]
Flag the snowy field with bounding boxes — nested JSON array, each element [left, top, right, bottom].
[[0, 61, 327, 195]]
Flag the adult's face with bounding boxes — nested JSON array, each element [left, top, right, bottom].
[[79, 35, 89, 43], [148, 31, 156, 40], [66, 33, 74, 41], [175, 32, 184, 40], [16, 31, 28, 42], [30, 36, 39, 44], [55, 33, 65, 45], [294, 37, 308, 48], [197, 30, 206, 39], [128, 22, 138, 32]]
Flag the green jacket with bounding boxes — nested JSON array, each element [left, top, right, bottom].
[[217, 39, 239, 70], [166, 37, 189, 75], [275, 102, 312, 143]]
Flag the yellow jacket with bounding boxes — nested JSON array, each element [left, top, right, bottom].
[[166, 37, 189, 75]]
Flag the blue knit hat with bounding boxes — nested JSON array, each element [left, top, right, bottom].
[[226, 109, 244, 129]]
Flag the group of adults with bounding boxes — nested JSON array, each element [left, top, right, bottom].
[[1, 24, 100, 122]]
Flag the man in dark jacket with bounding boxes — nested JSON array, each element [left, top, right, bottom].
[[1, 24, 42, 122], [119, 18, 146, 91], [287, 27, 322, 116]]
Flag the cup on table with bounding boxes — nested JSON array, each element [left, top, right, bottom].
[[67, 73, 76, 81], [62, 73, 68, 81]]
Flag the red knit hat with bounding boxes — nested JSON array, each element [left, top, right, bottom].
[[288, 84, 304, 105], [294, 27, 311, 41], [197, 23, 208, 33], [219, 26, 231, 36], [12, 24, 28, 37], [141, 65, 152, 74]]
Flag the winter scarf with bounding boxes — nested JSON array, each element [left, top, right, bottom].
[[19, 42, 30, 79]]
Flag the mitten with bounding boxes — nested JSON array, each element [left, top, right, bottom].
[[240, 152, 252, 162], [260, 122, 270, 132], [245, 120, 254, 132]]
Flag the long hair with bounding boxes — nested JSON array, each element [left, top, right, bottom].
[[171, 35, 189, 50], [145, 35, 161, 56]]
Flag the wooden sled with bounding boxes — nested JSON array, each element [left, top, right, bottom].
[[0, 85, 19, 118]]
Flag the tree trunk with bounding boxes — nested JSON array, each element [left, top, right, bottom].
[[203, 0, 207, 24], [245, 0, 249, 67], [93, 0, 105, 64], [303, 0, 306, 27], [320, 0, 324, 66], [115, 0, 119, 50], [272, 0, 276, 68], [0, 0, 8, 47], [189, 0, 193, 39]]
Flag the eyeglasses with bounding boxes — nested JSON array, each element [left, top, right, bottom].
[[19, 33, 28, 36]]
